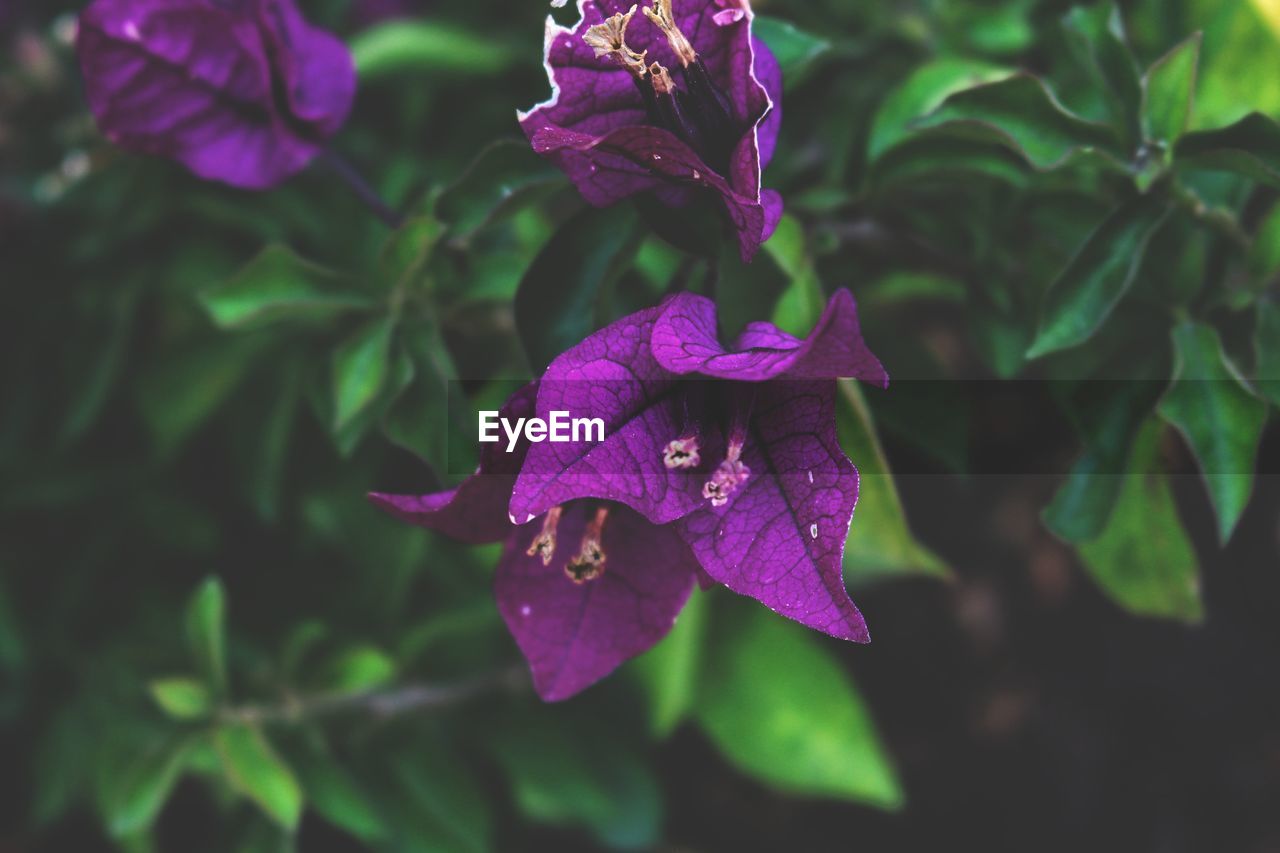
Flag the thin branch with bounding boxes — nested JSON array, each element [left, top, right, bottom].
[[321, 150, 405, 230], [218, 666, 529, 726]]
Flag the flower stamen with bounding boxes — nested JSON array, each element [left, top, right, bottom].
[[525, 506, 563, 565], [703, 439, 750, 507], [663, 434, 702, 470], [642, 0, 697, 67], [582, 5, 649, 78], [564, 507, 609, 584]]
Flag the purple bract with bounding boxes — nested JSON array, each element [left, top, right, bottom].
[[374, 291, 887, 701], [76, 0, 356, 189], [519, 0, 783, 262]]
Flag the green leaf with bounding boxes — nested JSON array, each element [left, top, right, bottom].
[[350, 21, 513, 79], [186, 577, 227, 696], [696, 604, 904, 809], [515, 204, 642, 371], [753, 16, 831, 83], [867, 58, 1013, 161], [378, 216, 442, 292], [147, 678, 213, 721], [332, 342, 416, 457], [331, 317, 395, 432], [1062, 2, 1143, 143], [1256, 299, 1280, 405], [382, 318, 458, 473], [1043, 369, 1167, 543], [137, 335, 269, 454], [765, 215, 825, 337], [1158, 322, 1268, 542], [382, 747, 492, 852], [1078, 421, 1203, 622], [1175, 112, 1280, 187], [489, 711, 661, 849], [101, 736, 194, 838], [837, 381, 948, 581], [912, 73, 1122, 170], [293, 751, 387, 843], [199, 245, 368, 330], [214, 725, 304, 831], [318, 645, 397, 695], [633, 588, 708, 738], [1192, 0, 1280, 129], [1027, 195, 1170, 358], [1142, 34, 1202, 146], [434, 140, 564, 240]]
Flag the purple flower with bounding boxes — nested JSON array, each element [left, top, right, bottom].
[[371, 384, 700, 702], [510, 290, 888, 644], [519, 0, 783, 262], [76, 0, 356, 189]]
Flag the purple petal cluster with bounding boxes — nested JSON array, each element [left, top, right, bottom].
[[519, 0, 783, 262], [76, 0, 356, 189], [373, 290, 887, 701]]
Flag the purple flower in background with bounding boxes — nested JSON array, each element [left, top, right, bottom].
[[519, 0, 783, 262], [510, 290, 888, 643], [76, 0, 356, 189], [371, 384, 700, 702]]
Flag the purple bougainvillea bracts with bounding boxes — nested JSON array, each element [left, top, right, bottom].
[[371, 383, 700, 702], [519, 0, 783, 262], [76, 0, 356, 189], [374, 293, 885, 700], [510, 289, 887, 644]]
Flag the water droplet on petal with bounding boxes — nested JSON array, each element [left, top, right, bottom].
[[692, 170, 701, 180], [810, 523, 819, 539], [123, 20, 141, 40], [652, 154, 663, 161], [520, 604, 532, 617], [807, 470, 814, 484]]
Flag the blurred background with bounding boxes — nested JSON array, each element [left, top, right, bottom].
[[2, 0, 1279, 850]]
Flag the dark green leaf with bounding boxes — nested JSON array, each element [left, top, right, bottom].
[[383, 747, 492, 853], [1062, 2, 1142, 143], [1078, 420, 1203, 623], [137, 336, 270, 454], [350, 21, 513, 78], [1142, 34, 1202, 146], [1043, 369, 1167, 543], [837, 381, 948, 581], [214, 725, 304, 831], [867, 58, 1012, 160], [199, 245, 368, 330], [148, 678, 213, 721], [1256, 298, 1280, 406], [696, 604, 903, 809], [383, 318, 458, 473], [293, 751, 387, 843], [753, 15, 831, 83], [489, 712, 662, 849], [633, 588, 708, 738], [1027, 195, 1170, 358], [186, 577, 227, 696], [1157, 322, 1268, 542], [1175, 112, 1280, 187], [912, 73, 1122, 170], [331, 317, 396, 432], [434, 140, 564, 240], [102, 735, 194, 838], [515, 204, 642, 371], [379, 216, 442, 292]]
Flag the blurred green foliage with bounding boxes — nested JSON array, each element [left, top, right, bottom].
[[2, 0, 1278, 848]]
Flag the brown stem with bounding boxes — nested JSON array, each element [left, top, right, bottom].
[[217, 666, 529, 726]]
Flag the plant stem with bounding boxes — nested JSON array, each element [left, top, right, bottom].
[[321, 150, 405, 230], [218, 666, 528, 726]]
